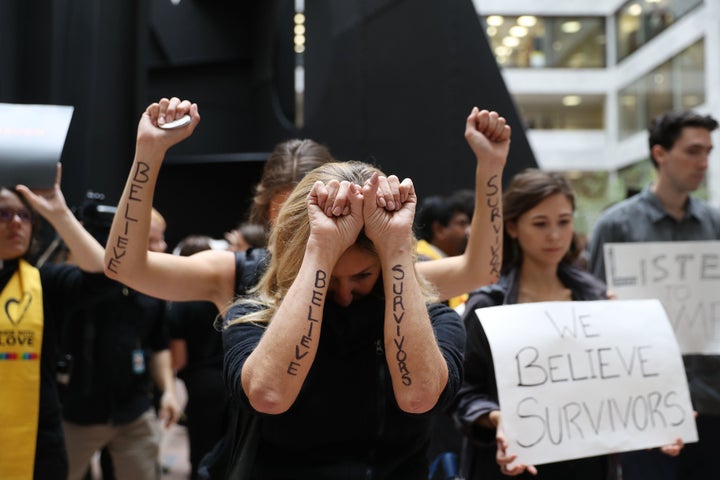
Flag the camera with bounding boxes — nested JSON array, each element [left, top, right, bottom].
[[76, 190, 117, 245]]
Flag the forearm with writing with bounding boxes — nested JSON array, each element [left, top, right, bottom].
[[381, 249, 448, 414], [418, 162, 503, 301], [241, 248, 335, 414], [105, 145, 163, 280]]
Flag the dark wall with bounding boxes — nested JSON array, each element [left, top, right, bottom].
[[1, 0, 536, 250], [301, 0, 535, 199], [1, 0, 140, 209]]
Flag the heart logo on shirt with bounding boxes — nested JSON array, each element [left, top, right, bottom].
[[5, 293, 32, 326]]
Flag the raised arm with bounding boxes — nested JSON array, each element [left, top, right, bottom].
[[17, 163, 104, 272], [364, 174, 448, 413], [104, 97, 236, 310], [241, 180, 365, 414], [416, 108, 510, 301]]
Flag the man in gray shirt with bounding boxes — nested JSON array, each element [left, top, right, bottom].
[[587, 109, 720, 480]]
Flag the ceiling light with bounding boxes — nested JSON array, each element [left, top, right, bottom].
[[487, 15, 504, 27], [509, 26, 528, 37], [517, 16, 537, 27], [628, 4, 642, 16], [562, 95, 582, 107], [562, 21, 582, 34]]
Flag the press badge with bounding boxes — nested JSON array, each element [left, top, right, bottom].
[[132, 349, 145, 374]]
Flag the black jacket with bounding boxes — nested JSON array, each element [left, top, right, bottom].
[[453, 264, 610, 480]]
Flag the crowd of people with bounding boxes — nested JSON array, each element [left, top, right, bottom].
[[1, 96, 718, 480]]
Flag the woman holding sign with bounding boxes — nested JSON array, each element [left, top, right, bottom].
[[454, 169, 684, 479], [453, 169, 612, 479], [0, 166, 106, 479]]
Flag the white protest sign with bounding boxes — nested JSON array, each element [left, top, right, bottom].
[[604, 241, 720, 355], [0, 103, 74, 189], [478, 299, 697, 467]]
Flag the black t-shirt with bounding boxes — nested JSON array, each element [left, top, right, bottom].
[[60, 279, 169, 425], [233, 248, 268, 296], [222, 296, 465, 480], [168, 299, 223, 375]]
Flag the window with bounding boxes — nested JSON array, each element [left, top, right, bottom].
[[483, 15, 606, 68], [616, 0, 703, 61], [618, 39, 705, 139], [515, 94, 605, 130]]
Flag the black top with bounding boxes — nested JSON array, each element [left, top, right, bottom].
[[223, 296, 465, 480], [167, 247, 269, 376], [60, 277, 169, 425], [168, 299, 223, 375], [453, 264, 609, 480], [233, 248, 268, 296]]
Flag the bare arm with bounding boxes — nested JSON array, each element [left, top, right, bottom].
[[241, 246, 336, 414], [169, 338, 187, 372], [150, 349, 181, 427], [364, 175, 448, 413], [17, 164, 104, 272], [104, 98, 236, 310], [417, 108, 510, 301]]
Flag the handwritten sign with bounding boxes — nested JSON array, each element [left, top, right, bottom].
[[0, 103, 74, 189], [604, 241, 720, 355], [478, 299, 697, 467]]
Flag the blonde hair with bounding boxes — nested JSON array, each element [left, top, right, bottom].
[[228, 161, 436, 326]]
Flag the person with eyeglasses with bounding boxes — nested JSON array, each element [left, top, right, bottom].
[[0, 207, 33, 223], [0, 164, 106, 480]]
